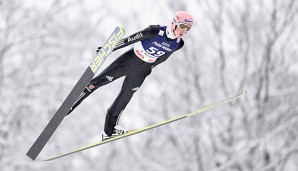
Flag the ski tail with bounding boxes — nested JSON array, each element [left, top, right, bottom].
[[186, 91, 246, 117]]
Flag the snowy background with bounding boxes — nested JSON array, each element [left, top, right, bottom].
[[1, 0, 298, 170]]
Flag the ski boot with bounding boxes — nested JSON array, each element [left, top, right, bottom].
[[101, 125, 134, 141]]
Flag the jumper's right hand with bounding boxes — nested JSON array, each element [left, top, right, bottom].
[[96, 47, 102, 54]]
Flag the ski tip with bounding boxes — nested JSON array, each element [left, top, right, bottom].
[[234, 90, 247, 99], [241, 90, 247, 95], [115, 26, 126, 35], [116, 26, 125, 30]]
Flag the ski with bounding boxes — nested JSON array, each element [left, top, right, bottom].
[[45, 91, 246, 161], [26, 26, 125, 160]]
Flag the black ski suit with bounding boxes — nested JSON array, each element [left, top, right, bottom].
[[68, 25, 184, 136]]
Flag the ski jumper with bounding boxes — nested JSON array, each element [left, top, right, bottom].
[[68, 25, 184, 136]]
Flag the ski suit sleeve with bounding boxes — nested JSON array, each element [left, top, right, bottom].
[[151, 39, 184, 68], [112, 25, 160, 51]]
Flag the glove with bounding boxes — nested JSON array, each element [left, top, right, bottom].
[[96, 47, 102, 54]]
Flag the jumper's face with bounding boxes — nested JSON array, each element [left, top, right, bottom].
[[174, 28, 187, 38], [172, 18, 192, 38]]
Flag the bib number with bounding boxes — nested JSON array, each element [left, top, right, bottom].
[[146, 47, 165, 57]]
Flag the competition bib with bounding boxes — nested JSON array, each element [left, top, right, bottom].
[[133, 26, 180, 63]]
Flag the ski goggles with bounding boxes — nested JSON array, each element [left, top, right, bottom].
[[173, 18, 192, 31]]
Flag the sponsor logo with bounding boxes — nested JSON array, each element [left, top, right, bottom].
[[132, 87, 139, 91], [152, 41, 172, 52], [135, 50, 145, 59], [106, 75, 113, 81], [128, 33, 143, 42], [184, 19, 193, 23], [90, 27, 125, 73], [159, 30, 164, 36], [115, 39, 125, 47], [86, 84, 95, 92], [161, 42, 170, 47], [148, 59, 155, 62]]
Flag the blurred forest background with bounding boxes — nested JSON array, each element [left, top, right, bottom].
[[1, 0, 298, 170]]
